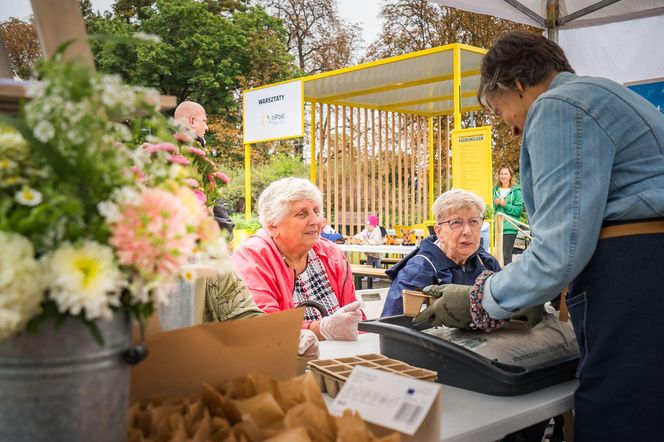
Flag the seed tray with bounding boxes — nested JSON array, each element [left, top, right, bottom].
[[307, 353, 437, 397]]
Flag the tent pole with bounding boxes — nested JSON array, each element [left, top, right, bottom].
[[428, 116, 434, 219], [546, 0, 560, 42], [244, 143, 251, 221], [453, 44, 462, 130], [310, 101, 317, 183]]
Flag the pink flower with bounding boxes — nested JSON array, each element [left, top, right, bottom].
[[110, 188, 197, 277], [144, 143, 177, 154], [130, 166, 145, 180], [214, 171, 230, 184], [193, 189, 207, 204], [186, 146, 206, 156], [168, 154, 190, 165], [184, 178, 199, 188]]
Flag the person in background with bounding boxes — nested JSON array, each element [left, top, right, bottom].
[[320, 214, 344, 243], [354, 214, 385, 269], [493, 165, 523, 265], [173, 101, 234, 239], [381, 189, 501, 317], [423, 31, 664, 441], [232, 177, 364, 341]]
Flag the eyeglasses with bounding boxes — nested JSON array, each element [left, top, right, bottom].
[[437, 217, 484, 231]]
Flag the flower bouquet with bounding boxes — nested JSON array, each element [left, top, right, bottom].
[[0, 53, 230, 439], [0, 54, 233, 342]]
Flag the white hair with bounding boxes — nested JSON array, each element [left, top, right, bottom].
[[432, 189, 486, 221], [258, 177, 323, 227]]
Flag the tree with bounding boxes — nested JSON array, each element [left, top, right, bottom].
[[0, 18, 41, 79], [86, 1, 297, 116], [260, 0, 361, 74], [365, 0, 539, 177]]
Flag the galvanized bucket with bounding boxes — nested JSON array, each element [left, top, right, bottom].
[[0, 312, 132, 442]]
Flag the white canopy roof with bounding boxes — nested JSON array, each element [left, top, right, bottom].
[[430, 0, 664, 29], [430, 1, 664, 84]]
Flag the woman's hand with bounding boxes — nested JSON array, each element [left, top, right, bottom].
[[298, 329, 320, 357], [319, 300, 363, 341]]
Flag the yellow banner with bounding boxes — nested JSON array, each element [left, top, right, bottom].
[[451, 126, 493, 206]]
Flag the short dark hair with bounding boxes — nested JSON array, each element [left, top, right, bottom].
[[477, 31, 574, 110]]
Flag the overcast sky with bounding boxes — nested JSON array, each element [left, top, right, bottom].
[[0, 0, 383, 47]]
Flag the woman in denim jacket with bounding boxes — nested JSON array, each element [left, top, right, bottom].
[[416, 32, 664, 440]]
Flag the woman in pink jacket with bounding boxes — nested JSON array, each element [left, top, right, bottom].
[[232, 177, 364, 341]]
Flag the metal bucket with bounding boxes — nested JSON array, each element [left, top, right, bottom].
[[0, 312, 132, 442]]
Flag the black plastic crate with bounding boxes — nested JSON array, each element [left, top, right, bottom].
[[358, 315, 579, 396]]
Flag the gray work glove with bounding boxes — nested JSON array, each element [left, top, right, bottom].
[[412, 284, 473, 330], [509, 305, 545, 328]]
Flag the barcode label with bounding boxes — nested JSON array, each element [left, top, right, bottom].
[[394, 402, 423, 425], [329, 365, 440, 435]]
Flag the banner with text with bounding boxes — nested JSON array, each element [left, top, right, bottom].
[[243, 80, 304, 144], [451, 126, 493, 206]]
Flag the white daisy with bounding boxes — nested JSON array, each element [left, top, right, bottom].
[[44, 241, 125, 321], [15, 186, 43, 207]]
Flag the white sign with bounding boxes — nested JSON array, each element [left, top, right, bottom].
[[328, 365, 440, 436], [242, 79, 303, 144]]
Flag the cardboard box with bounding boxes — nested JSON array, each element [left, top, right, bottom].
[[131, 310, 440, 441], [131, 308, 304, 401]]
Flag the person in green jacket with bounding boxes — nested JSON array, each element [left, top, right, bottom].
[[493, 165, 524, 264]]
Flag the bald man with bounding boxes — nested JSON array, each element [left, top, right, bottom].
[[173, 100, 234, 238], [174, 101, 209, 146]]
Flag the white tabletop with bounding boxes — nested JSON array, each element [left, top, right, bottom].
[[319, 333, 577, 442], [338, 244, 416, 254]]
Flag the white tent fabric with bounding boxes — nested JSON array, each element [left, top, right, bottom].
[[430, 0, 664, 84], [560, 15, 664, 84], [430, 0, 664, 29]]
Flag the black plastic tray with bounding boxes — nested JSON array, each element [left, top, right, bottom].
[[358, 315, 579, 396]]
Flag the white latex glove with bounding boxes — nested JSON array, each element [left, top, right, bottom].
[[298, 329, 320, 357], [319, 300, 363, 341]]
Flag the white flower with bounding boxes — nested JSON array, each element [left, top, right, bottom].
[[97, 200, 120, 223], [111, 186, 140, 206], [25, 80, 46, 98], [15, 186, 43, 206], [44, 241, 125, 321], [0, 131, 27, 153], [33, 120, 55, 142], [0, 231, 44, 341]]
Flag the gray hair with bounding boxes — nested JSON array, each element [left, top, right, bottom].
[[432, 189, 485, 222], [258, 177, 323, 227], [477, 31, 574, 111]]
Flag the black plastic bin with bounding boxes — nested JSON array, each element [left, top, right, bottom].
[[358, 315, 579, 396]]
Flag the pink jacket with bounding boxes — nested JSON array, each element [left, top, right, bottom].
[[232, 229, 361, 327]]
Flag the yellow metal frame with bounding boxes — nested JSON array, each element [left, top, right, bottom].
[[242, 43, 488, 219]]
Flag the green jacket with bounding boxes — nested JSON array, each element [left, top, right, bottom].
[[493, 184, 524, 236], [203, 271, 265, 322]]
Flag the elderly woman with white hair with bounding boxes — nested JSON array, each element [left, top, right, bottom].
[[381, 189, 501, 317], [232, 177, 363, 341]]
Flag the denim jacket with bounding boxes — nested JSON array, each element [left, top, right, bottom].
[[483, 72, 664, 318]]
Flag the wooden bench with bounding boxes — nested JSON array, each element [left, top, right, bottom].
[[350, 264, 389, 289], [359, 257, 400, 268]]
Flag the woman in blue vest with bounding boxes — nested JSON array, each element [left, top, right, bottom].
[[493, 165, 524, 264], [381, 189, 500, 317]]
